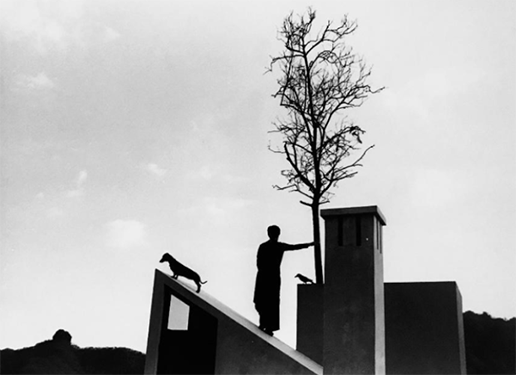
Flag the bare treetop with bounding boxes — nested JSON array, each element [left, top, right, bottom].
[[268, 8, 383, 283]]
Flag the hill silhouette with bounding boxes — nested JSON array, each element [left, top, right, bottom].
[[0, 329, 144, 374], [1, 313, 514, 374], [464, 311, 515, 374]]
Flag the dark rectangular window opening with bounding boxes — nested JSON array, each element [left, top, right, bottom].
[[378, 221, 382, 253], [356, 216, 362, 246], [374, 218, 378, 250], [158, 304, 218, 375], [338, 216, 343, 246]]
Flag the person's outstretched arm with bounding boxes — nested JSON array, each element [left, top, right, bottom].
[[283, 242, 315, 251]]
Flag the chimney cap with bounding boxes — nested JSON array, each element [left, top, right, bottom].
[[321, 205, 386, 225]]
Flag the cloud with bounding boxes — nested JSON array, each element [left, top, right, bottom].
[[46, 207, 65, 219], [15, 72, 55, 91], [187, 164, 246, 184], [1, 1, 73, 53], [1, 1, 120, 54], [381, 65, 485, 123], [196, 165, 217, 181], [104, 26, 121, 43], [105, 220, 147, 249], [76, 170, 88, 185], [409, 168, 466, 210], [67, 170, 87, 198], [180, 197, 255, 220], [146, 163, 167, 178], [66, 190, 83, 198]]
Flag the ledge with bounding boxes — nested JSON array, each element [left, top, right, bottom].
[[321, 205, 387, 225]]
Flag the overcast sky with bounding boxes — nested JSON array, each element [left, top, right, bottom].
[[1, 0, 515, 352]]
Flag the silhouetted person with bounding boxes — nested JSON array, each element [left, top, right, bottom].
[[253, 225, 314, 336]]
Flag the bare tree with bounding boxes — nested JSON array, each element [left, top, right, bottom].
[[268, 8, 383, 284]]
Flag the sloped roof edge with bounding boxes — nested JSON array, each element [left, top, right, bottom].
[[155, 269, 322, 375]]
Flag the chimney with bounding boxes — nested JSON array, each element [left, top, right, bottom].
[[321, 206, 386, 374]]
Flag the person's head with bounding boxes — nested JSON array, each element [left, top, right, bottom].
[[267, 225, 281, 241]]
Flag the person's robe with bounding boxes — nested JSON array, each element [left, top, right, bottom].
[[253, 240, 307, 331]]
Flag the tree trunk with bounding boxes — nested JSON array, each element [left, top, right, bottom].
[[312, 203, 324, 284]]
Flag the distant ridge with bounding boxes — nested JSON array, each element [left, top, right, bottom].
[[463, 311, 515, 374], [0, 312, 512, 374], [0, 329, 145, 374]]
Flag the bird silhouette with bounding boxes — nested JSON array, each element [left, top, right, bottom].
[[295, 273, 314, 284]]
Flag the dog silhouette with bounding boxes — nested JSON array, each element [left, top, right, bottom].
[[160, 253, 207, 293]]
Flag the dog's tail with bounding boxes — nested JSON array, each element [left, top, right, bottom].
[[200, 280, 208, 284]]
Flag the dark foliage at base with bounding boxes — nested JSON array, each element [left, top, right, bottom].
[[0, 330, 145, 374], [2, 314, 515, 374], [464, 311, 515, 374], [77, 347, 145, 374]]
